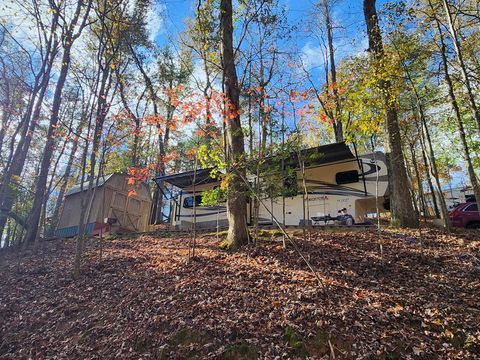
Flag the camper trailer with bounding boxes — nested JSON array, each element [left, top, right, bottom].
[[155, 142, 389, 230]]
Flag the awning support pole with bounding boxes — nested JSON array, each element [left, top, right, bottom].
[[353, 142, 368, 196]]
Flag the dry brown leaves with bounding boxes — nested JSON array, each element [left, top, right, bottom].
[[0, 227, 479, 359]]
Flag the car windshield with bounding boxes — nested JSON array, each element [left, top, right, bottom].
[[464, 203, 478, 212], [450, 204, 463, 212]]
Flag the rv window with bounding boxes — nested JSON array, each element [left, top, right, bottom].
[[336, 170, 359, 185], [183, 195, 203, 208]]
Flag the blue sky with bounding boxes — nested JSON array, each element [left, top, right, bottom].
[[152, 0, 468, 188], [150, 0, 392, 107], [156, 0, 389, 58]]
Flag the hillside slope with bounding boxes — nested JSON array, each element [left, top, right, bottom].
[[0, 229, 479, 359]]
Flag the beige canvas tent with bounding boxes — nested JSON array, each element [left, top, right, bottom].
[[55, 174, 152, 237]]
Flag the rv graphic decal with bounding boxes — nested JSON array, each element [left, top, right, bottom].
[[304, 179, 370, 196], [362, 162, 380, 176], [178, 211, 227, 218]]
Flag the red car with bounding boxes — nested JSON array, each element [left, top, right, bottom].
[[449, 202, 480, 229]]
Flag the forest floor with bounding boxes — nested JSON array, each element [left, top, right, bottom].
[[0, 227, 479, 359]]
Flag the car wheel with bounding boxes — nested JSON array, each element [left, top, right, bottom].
[[466, 222, 480, 229]]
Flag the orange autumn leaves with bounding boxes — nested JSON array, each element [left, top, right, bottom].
[[122, 83, 346, 194], [126, 167, 152, 197]]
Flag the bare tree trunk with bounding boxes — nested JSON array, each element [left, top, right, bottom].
[[404, 151, 419, 218], [433, 13, 480, 206], [392, 37, 450, 228], [117, 69, 140, 166], [363, 0, 418, 228], [2, 221, 11, 249], [73, 130, 92, 276], [74, 68, 114, 278], [24, 0, 92, 244], [322, 0, 343, 142], [0, 35, 58, 238], [129, 45, 163, 224], [417, 126, 439, 218], [442, 0, 480, 133], [409, 143, 428, 218], [299, 156, 311, 240], [281, 105, 286, 249], [221, 0, 248, 249], [24, 44, 73, 244], [420, 109, 450, 229], [49, 120, 84, 235], [247, 61, 254, 156]]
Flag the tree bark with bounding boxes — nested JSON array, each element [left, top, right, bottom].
[[74, 64, 114, 277], [323, 0, 343, 142], [221, 0, 248, 248], [117, 69, 140, 166], [23, 0, 91, 244], [419, 107, 450, 229], [433, 14, 480, 205], [129, 45, 167, 224], [363, 0, 418, 227], [442, 0, 480, 133], [24, 44, 73, 244], [0, 26, 58, 238], [49, 119, 84, 236], [409, 143, 428, 218], [417, 121, 440, 218], [392, 36, 450, 228], [404, 147, 419, 217]]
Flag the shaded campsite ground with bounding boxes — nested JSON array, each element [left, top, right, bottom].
[[0, 228, 479, 359]]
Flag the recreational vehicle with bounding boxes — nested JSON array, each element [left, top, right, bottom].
[[155, 142, 389, 230]]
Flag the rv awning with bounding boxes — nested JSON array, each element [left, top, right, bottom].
[[154, 168, 217, 189]]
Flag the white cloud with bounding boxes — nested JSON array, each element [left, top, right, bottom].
[[146, 2, 165, 42], [336, 36, 369, 59], [300, 34, 369, 72], [300, 42, 326, 70], [190, 61, 208, 89], [0, 0, 50, 52], [189, 60, 222, 93]]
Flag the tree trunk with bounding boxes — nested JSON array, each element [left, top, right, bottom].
[[129, 45, 167, 224], [434, 14, 480, 205], [404, 150, 419, 218], [0, 64, 12, 160], [442, 0, 480, 133], [363, 0, 418, 227], [393, 37, 450, 228], [417, 126, 440, 218], [221, 0, 248, 249], [0, 42, 57, 238], [117, 70, 140, 166], [24, 44, 73, 244], [49, 120, 84, 236], [323, 0, 343, 142], [74, 65, 113, 277], [22, 0, 91, 244], [409, 144, 428, 218], [419, 108, 450, 229]]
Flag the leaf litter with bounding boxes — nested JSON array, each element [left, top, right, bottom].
[[0, 228, 479, 359]]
